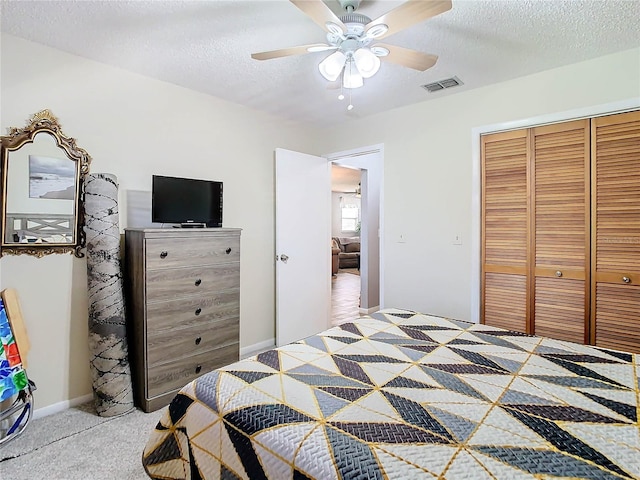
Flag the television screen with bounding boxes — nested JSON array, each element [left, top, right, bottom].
[[152, 175, 223, 227]]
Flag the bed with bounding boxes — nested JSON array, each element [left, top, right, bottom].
[[142, 308, 640, 479]]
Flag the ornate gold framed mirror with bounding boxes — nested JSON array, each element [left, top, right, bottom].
[[0, 110, 91, 257]]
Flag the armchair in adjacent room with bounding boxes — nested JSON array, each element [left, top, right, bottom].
[[331, 238, 340, 275], [332, 236, 361, 270]]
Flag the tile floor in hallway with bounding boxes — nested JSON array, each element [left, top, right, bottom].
[[331, 269, 363, 326]]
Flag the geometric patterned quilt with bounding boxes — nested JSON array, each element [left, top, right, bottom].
[[142, 309, 640, 479]]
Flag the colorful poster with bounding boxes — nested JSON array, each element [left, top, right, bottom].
[[0, 299, 28, 402]]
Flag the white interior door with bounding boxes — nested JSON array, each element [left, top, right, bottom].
[[275, 148, 331, 346]]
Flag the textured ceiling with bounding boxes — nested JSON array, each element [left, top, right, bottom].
[[2, 0, 639, 127]]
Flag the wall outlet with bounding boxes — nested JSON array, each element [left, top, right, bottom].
[[453, 233, 462, 245]]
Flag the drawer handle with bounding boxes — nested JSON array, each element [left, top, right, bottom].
[[555, 271, 563, 278], [160, 251, 168, 259], [226, 247, 232, 254], [195, 308, 202, 316], [195, 279, 202, 286], [195, 336, 202, 345], [622, 276, 631, 284], [195, 365, 202, 374]]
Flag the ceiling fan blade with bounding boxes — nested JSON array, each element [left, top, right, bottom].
[[376, 43, 438, 71], [365, 0, 452, 40], [251, 44, 335, 61], [290, 0, 347, 34]]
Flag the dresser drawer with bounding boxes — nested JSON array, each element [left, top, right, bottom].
[[147, 318, 239, 367], [146, 290, 239, 334], [146, 236, 240, 269], [146, 263, 239, 302], [147, 343, 239, 398]]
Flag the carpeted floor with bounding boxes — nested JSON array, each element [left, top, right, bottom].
[[0, 402, 162, 480]]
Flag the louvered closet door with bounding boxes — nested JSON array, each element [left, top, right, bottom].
[[592, 110, 640, 353], [481, 130, 529, 332], [532, 120, 590, 343]]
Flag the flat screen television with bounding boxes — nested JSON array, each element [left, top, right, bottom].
[[152, 175, 223, 227]]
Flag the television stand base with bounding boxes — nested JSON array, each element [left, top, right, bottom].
[[175, 223, 206, 228]]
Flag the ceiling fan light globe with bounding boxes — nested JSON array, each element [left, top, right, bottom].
[[343, 67, 364, 88], [353, 48, 380, 78], [318, 51, 347, 81]]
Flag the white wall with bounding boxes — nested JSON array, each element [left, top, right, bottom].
[[0, 34, 316, 410], [317, 47, 640, 322], [331, 192, 343, 237]]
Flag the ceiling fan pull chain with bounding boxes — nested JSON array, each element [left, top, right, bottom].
[[347, 60, 354, 111]]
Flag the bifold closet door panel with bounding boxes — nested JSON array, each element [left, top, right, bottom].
[[534, 277, 586, 343], [531, 120, 590, 344], [594, 283, 640, 353], [592, 110, 640, 353], [481, 130, 529, 333], [484, 271, 527, 331]]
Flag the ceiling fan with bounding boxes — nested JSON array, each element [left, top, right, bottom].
[[251, 0, 452, 92]]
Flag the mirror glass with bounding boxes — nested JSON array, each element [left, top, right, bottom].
[[1, 110, 91, 257], [5, 132, 77, 244]]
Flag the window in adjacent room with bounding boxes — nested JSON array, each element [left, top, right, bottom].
[[341, 195, 360, 233]]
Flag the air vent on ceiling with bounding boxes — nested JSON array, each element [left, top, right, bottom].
[[422, 76, 463, 93]]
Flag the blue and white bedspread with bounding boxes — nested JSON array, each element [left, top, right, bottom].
[[142, 308, 640, 479]]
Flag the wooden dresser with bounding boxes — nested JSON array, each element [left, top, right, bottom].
[[124, 228, 241, 412]]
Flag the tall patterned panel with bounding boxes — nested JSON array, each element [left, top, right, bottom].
[[592, 110, 640, 352], [532, 120, 589, 343], [84, 173, 134, 417], [481, 130, 529, 332]]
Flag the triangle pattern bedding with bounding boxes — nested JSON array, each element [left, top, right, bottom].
[[143, 309, 640, 479]]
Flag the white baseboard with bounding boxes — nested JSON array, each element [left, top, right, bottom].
[[33, 393, 94, 420], [240, 338, 275, 359], [359, 305, 380, 315]]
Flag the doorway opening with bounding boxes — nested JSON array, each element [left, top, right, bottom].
[[331, 165, 363, 325], [326, 144, 383, 325]]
